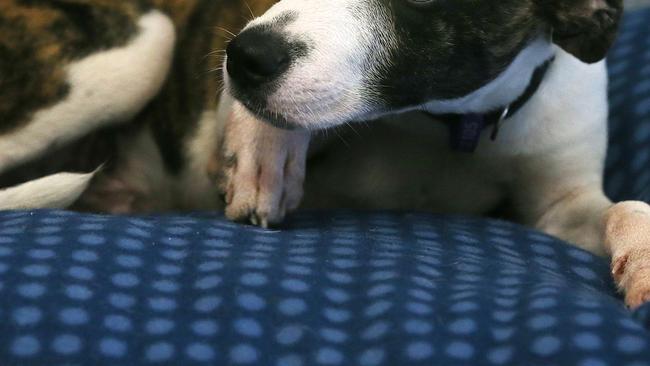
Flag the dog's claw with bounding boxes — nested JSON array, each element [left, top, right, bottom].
[[624, 273, 650, 309], [612, 255, 628, 281], [611, 250, 650, 309], [250, 215, 259, 227]]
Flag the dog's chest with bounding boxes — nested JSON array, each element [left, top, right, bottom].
[[304, 113, 511, 214]]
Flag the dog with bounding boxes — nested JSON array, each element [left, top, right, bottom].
[[0, 0, 275, 212], [217, 0, 650, 308], [1, 0, 649, 309]]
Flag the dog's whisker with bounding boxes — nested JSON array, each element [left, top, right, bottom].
[[213, 84, 226, 105], [242, 0, 256, 20], [345, 121, 363, 139], [202, 49, 227, 61], [211, 66, 225, 74], [211, 33, 234, 44], [205, 49, 227, 56], [215, 26, 237, 38], [332, 127, 351, 148]]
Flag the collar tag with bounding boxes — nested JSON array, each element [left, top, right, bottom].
[[490, 105, 511, 141], [451, 113, 486, 153]]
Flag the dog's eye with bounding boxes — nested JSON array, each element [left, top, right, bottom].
[[407, 0, 435, 7]]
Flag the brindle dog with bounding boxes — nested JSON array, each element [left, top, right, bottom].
[[0, 0, 273, 212]]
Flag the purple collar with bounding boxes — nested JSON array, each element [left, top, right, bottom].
[[430, 58, 555, 153]]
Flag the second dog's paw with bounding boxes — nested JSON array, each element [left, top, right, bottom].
[[612, 248, 650, 308], [605, 201, 650, 309], [74, 174, 151, 214], [219, 103, 309, 228]]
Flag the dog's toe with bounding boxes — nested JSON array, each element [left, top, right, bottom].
[[624, 271, 650, 309], [224, 154, 300, 228], [224, 180, 257, 223]]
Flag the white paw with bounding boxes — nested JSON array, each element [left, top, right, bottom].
[[605, 201, 650, 309], [219, 102, 309, 228]]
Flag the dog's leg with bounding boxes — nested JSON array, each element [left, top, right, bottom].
[[515, 156, 650, 308], [500, 53, 650, 308], [218, 98, 310, 227]]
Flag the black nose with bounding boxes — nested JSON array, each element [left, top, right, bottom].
[[226, 28, 291, 86]]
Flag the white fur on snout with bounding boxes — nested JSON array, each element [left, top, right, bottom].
[[228, 0, 397, 129]]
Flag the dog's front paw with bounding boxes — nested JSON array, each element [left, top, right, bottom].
[[219, 102, 310, 228], [605, 201, 650, 308]]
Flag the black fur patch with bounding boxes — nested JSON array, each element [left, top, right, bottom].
[[537, 0, 623, 63], [371, 0, 542, 109]]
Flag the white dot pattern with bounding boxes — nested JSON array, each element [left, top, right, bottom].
[[0, 209, 648, 365]]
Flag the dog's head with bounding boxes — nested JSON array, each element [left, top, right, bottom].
[[224, 0, 622, 129]]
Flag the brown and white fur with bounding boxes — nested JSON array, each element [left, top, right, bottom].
[[0, 0, 273, 211]]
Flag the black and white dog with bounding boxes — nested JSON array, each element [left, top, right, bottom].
[[219, 0, 650, 308]]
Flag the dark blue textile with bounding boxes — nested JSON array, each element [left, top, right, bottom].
[[0, 210, 649, 366], [1, 7, 650, 366], [606, 8, 650, 202]]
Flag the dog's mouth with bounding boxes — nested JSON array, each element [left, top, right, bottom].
[[241, 100, 299, 130], [227, 78, 367, 131], [228, 89, 299, 130]]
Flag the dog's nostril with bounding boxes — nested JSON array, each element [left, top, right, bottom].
[[241, 45, 289, 77], [226, 29, 291, 86]]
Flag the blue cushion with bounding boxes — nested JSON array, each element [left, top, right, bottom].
[[606, 8, 650, 202], [0, 210, 648, 366]]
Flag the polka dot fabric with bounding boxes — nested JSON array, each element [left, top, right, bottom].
[[0, 210, 649, 366], [606, 8, 650, 202]]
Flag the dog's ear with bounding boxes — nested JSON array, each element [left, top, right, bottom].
[[539, 0, 623, 63]]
